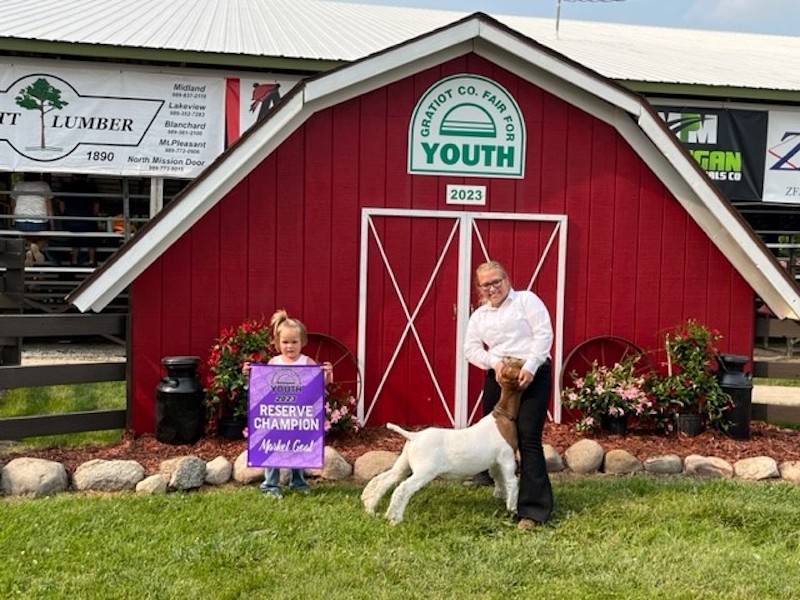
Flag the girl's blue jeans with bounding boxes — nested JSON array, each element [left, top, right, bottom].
[[260, 468, 308, 492]]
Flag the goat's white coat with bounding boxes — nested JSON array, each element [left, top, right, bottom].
[[360, 415, 518, 524]]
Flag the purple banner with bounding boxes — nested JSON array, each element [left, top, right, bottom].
[[247, 364, 325, 468]]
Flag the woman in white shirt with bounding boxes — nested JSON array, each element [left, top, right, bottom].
[[464, 260, 554, 530]]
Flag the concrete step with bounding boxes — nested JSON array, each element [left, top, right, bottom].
[[752, 385, 800, 423]]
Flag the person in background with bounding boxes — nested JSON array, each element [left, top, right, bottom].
[[10, 172, 54, 266], [59, 173, 100, 266], [260, 309, 333, 499], [463, 260, 554, 531]]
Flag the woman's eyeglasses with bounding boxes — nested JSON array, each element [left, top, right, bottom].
[[478, 278, 505, 291]]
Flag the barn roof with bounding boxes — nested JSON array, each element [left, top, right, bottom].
[[2, 0, 800, 99], [66, 12, 800, 320]]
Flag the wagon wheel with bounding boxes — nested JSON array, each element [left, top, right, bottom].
[[305, 332, 362, 403], [560, 335, 654, 395]]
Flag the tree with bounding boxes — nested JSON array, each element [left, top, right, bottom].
[[15, 78, 69, 149]]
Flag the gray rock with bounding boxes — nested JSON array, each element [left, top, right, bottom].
[[205, 456, 233, 485], [136, 474, 168, 494], [683, 454, 733, 478], [73, 459, 145, 492], [354, 450, 399, 481], [1, 457, 68, 497], [643, 454, 683, 474], [564, 439, 604, 474], [778, 460, 800, 483], [164, 456, 207, 490], [306, 446, 353, 480], [544, 444, 564, 472], [233, 451, 266, 484], [603, 449, 643, 475], [733, 456, 779, 480]]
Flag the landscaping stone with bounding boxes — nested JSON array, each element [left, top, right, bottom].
[[778, 461, 800, 483], [1, 457, 68, 497], [353, 450, 399, 481], [544, 444, 564, 472], [73, 459, 145, 492], [683, 455, 734, 478], [306, 446, 352, 481], [233, 451, 264, 484], [603, 449, 642, 475], [733, 456, 780, 480], [162, 456, 206, 490], [643, 454, 683, 475], [205, 456, 233, 485], [564, 439, 604, 474], [136, 474, 168, 494]]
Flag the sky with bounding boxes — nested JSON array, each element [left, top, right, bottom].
[[340, 0, 798, 36]]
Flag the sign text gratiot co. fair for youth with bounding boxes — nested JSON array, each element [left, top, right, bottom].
[[247, 364, 325, 469]]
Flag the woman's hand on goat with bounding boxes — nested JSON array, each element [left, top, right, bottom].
[[518, 368, 533, 389]]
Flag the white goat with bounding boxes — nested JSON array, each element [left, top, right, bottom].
[[361, 357, 524, 524]]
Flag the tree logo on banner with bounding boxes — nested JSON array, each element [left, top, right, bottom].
[[15, 77, 69, 151], [1, 73, 162, 161]]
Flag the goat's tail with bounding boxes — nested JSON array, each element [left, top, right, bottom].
[[386, 422, 416, 440]]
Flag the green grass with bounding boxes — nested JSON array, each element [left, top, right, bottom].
[[0, 382, 126, 448], [752, 377, 800, 387], [1, 476, 799, 598]]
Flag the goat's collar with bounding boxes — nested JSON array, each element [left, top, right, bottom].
[[492, 406, 516, 422]]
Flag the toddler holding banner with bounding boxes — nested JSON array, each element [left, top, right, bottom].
[[259, 309, 333, 498]]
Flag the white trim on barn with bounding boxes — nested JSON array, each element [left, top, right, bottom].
[[68, 13, 800, 321]]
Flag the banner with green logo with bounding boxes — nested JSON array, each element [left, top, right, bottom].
[[655, 107, 767, 202]]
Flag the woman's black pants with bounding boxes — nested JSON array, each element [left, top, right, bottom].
[[482, 362, 553, 523]]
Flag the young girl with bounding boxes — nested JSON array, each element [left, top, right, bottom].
[[260, 309, 333, 499]]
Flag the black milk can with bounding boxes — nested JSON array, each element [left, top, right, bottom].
[[155, 356, 205, 444], [716, 353, 752, 439]]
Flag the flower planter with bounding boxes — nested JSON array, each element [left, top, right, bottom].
[[601, 414, 628, 436], [676, 413, 703, 436], [217, 417, 246, 440]]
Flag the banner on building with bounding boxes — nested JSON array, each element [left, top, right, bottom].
[[655, 106, 768, 202], [247, 364, 325, 469], [0, 63, 227, 177], [224, 75, 304, 146], [764, 110, 800, 204]]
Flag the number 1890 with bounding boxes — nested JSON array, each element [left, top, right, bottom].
[[86, 151, 115, 162]]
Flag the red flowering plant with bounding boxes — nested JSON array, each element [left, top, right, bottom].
[[654, 318, 731, 428], [201, 318, 276, 432]]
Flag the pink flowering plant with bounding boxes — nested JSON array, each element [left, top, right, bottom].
[[562, 354, 653, 432], [324, 382, 361, 435]]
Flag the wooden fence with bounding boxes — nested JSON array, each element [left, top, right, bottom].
[[0, 239, 130, 440]]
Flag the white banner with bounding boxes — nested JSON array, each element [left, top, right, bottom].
[[764, 109, 800, 204], [0, 63, 225, 177]]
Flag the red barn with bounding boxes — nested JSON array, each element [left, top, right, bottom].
[[70, 14, 800, 435]]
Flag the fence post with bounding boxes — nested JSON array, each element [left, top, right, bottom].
[[0, 237, 24, 365]]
